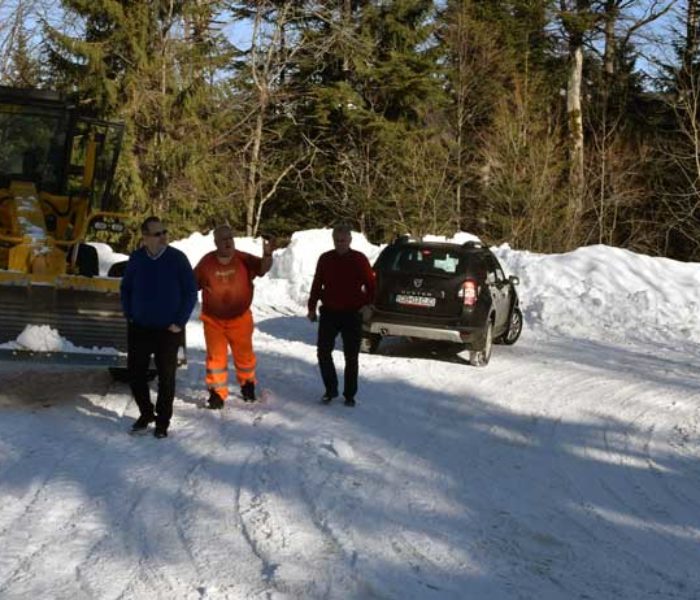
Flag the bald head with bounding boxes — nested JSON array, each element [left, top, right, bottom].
[[213, 225, 235, 258]]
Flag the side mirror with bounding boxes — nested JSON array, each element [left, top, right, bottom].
[[509, 275, 520, 286]]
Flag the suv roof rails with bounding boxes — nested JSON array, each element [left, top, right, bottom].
[[461, 240, 484, 249], [392, 234, 418, 245]]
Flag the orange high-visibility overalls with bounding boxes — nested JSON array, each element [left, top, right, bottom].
[[195, 250, 262, 400]]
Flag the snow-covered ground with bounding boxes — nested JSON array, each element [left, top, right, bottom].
[[1, 229, 699, 599]]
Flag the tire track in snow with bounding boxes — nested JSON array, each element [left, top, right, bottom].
[[592, 392, 700, 595], [502, 345, 700, 599], [0, 434, 115, 597], [170, 396, 277, 599], [294, 409, 445, 599], [229, 392, 379, 599], [0, 380, 217, 600], [86, 400, 220, 600], [0, 373, 124, 598]]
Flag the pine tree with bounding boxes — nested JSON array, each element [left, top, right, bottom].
[[6, 26, 43, 87], [45, 0, 230, 238], [286, 0, 447, 238], [437, 0, 566, 243]]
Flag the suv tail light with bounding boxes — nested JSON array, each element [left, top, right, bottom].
[[458, 279, 478, 306]]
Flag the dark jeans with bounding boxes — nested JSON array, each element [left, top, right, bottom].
[[317, 308, 362, 399], [127, 323, 181, 428]]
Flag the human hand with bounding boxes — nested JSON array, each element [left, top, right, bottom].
[[168, 324, 183, 333], [262, 236, 275, 257], [307, 309, 317, 322]]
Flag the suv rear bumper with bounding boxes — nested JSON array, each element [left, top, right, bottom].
[[365, 314, 485, 347]]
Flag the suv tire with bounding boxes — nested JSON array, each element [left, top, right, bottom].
[[360, 333, 381, 354], [495, 306, 523, 346], [469, 321, 493, 367], [501, 307, 523, 345]]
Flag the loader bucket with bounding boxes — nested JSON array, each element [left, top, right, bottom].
[[0, 272, 128, 366]]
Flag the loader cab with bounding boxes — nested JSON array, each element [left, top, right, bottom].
[[0, 86, 132, 368], [0, 86, 123, 206], [0, 86, 124, 258]]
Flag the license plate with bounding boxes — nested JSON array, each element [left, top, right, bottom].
[[395, 294, 436, 307]]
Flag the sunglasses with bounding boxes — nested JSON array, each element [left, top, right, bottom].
[[148, 229, 168, 237]]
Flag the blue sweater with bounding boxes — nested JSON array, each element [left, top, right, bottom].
[[120, 246, 197, 329]]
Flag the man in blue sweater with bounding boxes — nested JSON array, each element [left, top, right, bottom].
[[120, 217, 197, 438]]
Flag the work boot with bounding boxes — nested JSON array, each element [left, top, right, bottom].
[[206, 389, 224, 410], [241, 381, 256, 402], [153, 425, 168, 439], [343, 396, 356, 407], [130, 414, 154, 434]]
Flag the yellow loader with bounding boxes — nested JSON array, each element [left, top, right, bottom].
[[0, 85, 130, 367]]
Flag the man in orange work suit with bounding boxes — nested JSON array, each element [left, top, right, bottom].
[[195, 225, 273, 408]]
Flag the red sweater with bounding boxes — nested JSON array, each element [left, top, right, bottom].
[[308, 249, 375, 312]]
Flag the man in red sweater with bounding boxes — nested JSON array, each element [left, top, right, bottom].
[[307, 224, 375, 406]]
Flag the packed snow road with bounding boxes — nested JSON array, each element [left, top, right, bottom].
[[0, 310, 699, 600]]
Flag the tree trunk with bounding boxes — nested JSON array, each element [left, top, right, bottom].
[[683, 0, 700, 79], [567, 41, 584, 213], [599, 0, 617, 243], [246, 109, 264, 236]]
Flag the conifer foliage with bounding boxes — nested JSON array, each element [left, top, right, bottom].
[[44, 0, 229, 239], [0, 1, 696, 259]]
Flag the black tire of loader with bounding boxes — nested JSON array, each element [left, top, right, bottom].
[[75, 243, 99, 277]]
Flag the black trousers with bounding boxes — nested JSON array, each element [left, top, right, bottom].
[[127, 323, 181, 428], [317, 308, 362, 399]]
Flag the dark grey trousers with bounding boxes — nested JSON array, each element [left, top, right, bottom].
[[127, 323, 180, 428], [317, 308, 362, 399]]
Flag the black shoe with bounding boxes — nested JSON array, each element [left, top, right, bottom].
[[344, 397, 356, 407], [206, 389, 224, 410], [130, 415, 154, 434], [241, 381, 256, 402], [154, 426, 168, 439], [320, 392, 337, 404]]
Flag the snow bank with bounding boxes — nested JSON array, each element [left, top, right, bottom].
[[493, 244, 700, 344], [105, 228, 700, 347]]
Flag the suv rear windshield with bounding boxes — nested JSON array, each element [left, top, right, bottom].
[[382, 246, 467, 276]]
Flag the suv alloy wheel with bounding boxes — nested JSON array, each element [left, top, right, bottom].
[[502, 307, 523, 345]]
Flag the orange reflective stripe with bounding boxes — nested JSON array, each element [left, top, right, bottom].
[[206, 368, 228, 375]]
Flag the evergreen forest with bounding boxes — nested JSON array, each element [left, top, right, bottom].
[[1, 0, 699, 260]]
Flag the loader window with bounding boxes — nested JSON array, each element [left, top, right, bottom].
[[67, 120, 123, 210], [0, 109, 68, 194]]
